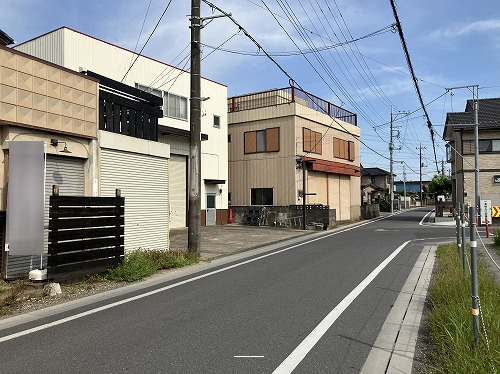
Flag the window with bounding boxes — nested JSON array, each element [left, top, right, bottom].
[[164, 92, 188, 120], [333, 138, 355, 161], [228, 134, 232, 143], [303, 128, 322, 154], [244, 127, 280, 154], [463, 139, 500, 154], [213, 115, 220, 128], [136, 84, 188, 121], [135, 83, 162, 98], [251, 188, 273, 205]]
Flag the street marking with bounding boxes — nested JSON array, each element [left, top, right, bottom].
[[234, 356, 265, 358], [0, 214, 395, 343], [271, 240, 411, 374]]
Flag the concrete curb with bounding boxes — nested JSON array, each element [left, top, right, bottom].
[[360, 245, 436, 373]]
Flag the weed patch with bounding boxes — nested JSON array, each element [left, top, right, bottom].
[[426, 243, 500, 373], [104, 250, 199, 282]]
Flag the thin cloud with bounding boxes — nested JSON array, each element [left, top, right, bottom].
[[430, 19, 500, 39]]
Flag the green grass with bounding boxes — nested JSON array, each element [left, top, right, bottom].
[[426, 243, 500, 373], [493, 229, 500, 250], [104, 249, 200, 282]]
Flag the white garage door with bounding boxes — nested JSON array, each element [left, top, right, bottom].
[[169, 155, 187, 228], [101, 148, 169, 251], [7, 155, 84, 278]]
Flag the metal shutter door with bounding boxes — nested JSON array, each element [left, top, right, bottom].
[[169, 155, 187, 228], [6, 155, 84, 278], [101, 148, 169, 251]]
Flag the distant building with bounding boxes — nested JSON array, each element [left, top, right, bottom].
[[443, 97, 500, 208], [361, 167, 391, 203], [227, 87, 361, 221]]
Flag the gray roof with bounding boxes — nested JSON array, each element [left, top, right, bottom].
[[444, 98, 500, 139], [361, 167, 390, 177], [0, 29, 14, 46]]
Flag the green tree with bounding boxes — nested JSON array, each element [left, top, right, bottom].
[[428, 173, 452, 198]]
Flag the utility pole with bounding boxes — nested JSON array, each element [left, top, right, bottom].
[[446, 85, 480, 222], [390, 109, 394, 213], [403, 163, 407, 209], [473, 90, 480, 225], [188, 0, 202, 253], [418, 143, 424, 205]]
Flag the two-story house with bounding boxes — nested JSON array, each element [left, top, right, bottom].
[[444, 97, 500, 210], [361, 167, 391, 203], [15, 27, 229, 228], [228, 87, 361, 222]]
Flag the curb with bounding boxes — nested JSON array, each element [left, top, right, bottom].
[[361, 245, 436, 373]]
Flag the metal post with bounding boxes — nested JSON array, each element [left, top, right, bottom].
[[469, 206, 480, 346], [460, 202, 466, 275], [456, 203, 461, 255], [188, 0, 202, 254]]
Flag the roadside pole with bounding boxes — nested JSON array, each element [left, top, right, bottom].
[[469, 206, 480, 346], [460, 202, 466, 275], [455, 203, 461, 256]]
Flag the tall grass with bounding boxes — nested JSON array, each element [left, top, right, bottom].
[[104, 249, 199, 282], [426, 243, 500, 373]]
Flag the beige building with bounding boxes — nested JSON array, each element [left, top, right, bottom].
[[0, 44, 100, 277], [228, 87, 361, 221], [444, 98, 500, 209]]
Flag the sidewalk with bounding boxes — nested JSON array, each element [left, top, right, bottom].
[[169, 224, 328, 259]]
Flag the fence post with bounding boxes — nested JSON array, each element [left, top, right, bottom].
[[460, 203, 466, 275], [456, 203, 461, 255], [469, 206, 480, 346]]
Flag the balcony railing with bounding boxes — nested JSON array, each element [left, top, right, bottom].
[[228, 86, 357, 126]]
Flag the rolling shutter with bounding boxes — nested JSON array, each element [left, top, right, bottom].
[[169, 155, 187, 228], [100, 148, 169, 251]]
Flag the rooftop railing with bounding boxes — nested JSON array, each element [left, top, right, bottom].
[[228, 86, 357, 126]]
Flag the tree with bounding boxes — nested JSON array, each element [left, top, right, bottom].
[[428, 173, 452, 198]]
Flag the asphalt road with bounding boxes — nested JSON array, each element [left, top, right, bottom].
[[0, 208, 455, 373]]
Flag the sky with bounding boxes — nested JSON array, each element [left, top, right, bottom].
[[3, 0, 500, 182]]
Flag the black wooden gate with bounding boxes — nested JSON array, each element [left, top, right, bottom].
[[48, 189, 124, 280]]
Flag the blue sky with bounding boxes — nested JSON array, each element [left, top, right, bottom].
[[3, 0, 500, 181]]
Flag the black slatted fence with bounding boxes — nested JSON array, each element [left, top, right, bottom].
[[48, 188, 124, 280]]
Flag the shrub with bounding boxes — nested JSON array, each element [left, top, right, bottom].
[[376, 199, 391, 212], [104, 249, 200, 282]]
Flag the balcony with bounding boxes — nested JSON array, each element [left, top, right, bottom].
[[228, 86, 357, 126]]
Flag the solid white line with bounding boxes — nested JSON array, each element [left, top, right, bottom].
[[419, 209, 435, 226], [271, 240, 411, 374], [0, 215, 395, 344], [234, 356, 265, 358]]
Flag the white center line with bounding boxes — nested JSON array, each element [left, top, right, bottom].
[[0, 214, 394, 343], [272, 240, 411, 374]]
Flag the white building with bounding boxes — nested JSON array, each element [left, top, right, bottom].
[[16, 27, 229, 229]]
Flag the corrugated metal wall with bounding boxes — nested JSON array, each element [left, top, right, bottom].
[[169, 155, 187, 228], [6, 155, 84, 278], [100, 148, 169, 251]]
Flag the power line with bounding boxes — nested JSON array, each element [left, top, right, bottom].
[[389, 0, 439, 174], [121, 0, 174, 83]]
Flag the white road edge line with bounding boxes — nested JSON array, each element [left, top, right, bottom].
[[234, 356, 265, 358], [271, 240, 411, 374], [0, 214, 395, 344], [419, 209, 435, 226]]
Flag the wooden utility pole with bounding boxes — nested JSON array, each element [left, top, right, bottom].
[[188, 0, 201, 253]]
